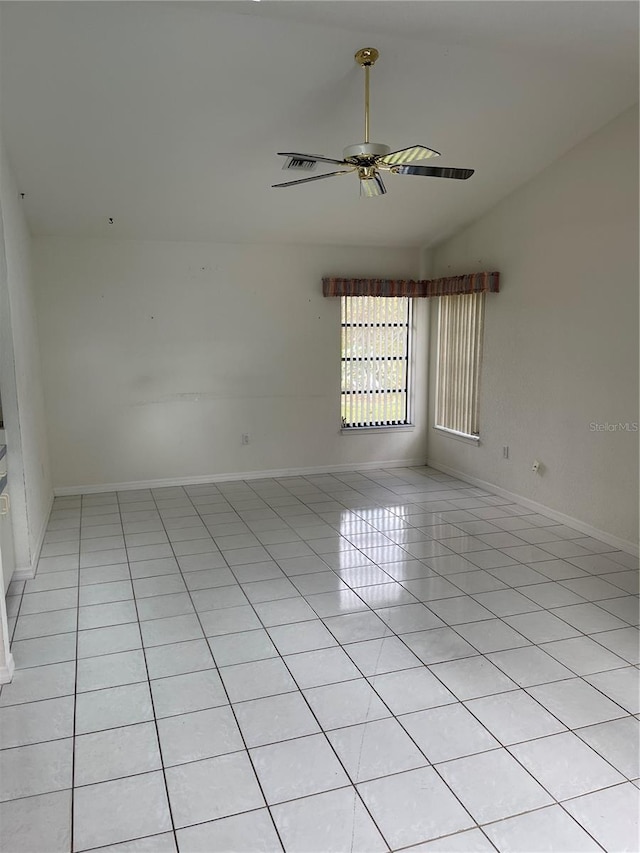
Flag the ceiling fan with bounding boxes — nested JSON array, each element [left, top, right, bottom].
[[273, 47, 474, 197]]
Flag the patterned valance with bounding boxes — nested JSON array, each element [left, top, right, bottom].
[[322, 271, 500, 297]]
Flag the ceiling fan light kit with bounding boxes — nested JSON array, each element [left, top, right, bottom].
[[273, 47, 474, 197]]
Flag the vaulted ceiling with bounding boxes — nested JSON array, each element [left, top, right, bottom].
[[1, 1, 637, 247]]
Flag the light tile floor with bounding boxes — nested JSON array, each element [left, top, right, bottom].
[[0, 466, 638, 852]]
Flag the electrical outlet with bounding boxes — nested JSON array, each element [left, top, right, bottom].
[[531, 459, 540, 473], [503, 446, 509, 459], [241, 433, 250, 446]]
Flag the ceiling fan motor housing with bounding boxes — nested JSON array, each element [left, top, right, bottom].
[[343, 142, 391, 164]]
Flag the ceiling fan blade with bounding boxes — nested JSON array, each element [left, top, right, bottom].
[[379, 145, 441, 166], [360, 172, 387, 198], [277, 152, 348, 166], [395, 165, 474, 180], [272, 170, 353, 188]]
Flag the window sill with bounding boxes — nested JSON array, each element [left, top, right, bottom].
[[433, 425, 480, 445], [341, 425, 415, 435]]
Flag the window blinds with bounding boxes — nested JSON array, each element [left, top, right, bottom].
[[435, 293, 485, 437], [341, 296, 411, 428]]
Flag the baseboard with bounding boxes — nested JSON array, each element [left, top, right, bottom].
[[11, 568, 35, 581], [0, 654, 15, 685], [428, 459, 639, 558], [52, 458, 429, 497], [11, 491, 54, 582]]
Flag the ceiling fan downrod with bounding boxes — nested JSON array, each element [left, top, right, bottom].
[[343, 47, 390, 163], [354, 47, 379, 144]]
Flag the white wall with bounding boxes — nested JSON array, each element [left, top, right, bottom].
[[34, 239, 425, 490], [0, 139, 53, 573], [427, 106, 638, 548]]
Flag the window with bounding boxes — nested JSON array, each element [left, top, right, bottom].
[[435, 292, 485, 438], [341, 295, 412, 428]]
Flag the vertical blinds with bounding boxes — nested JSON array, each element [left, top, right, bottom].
[[436, 293, 485, 437], [341, 296, 411, 428]]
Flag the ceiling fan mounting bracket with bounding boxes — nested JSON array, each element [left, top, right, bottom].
[[354, 47, 379, 67]]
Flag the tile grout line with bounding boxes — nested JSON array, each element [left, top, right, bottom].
[[149, 483, 288, 853], [117, 490, 181, 853], [69, 493, 84, 853]]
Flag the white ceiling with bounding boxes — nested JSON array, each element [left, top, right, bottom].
[[1, 1, 637, 248]]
